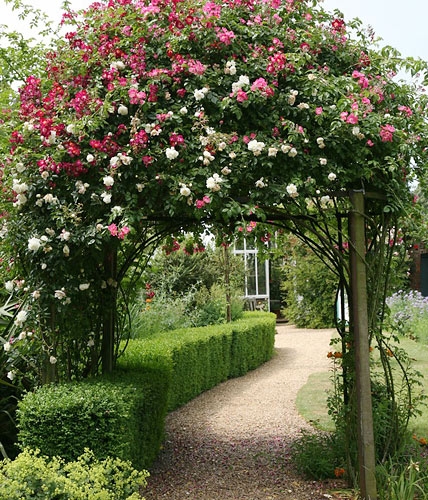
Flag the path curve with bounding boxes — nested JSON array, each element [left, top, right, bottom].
[[143, 324, 335, 500]]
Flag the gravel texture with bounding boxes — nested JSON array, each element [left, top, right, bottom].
[[142, 324, 346, 499]]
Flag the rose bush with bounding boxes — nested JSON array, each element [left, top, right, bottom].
[[2, 0, 428, 383]]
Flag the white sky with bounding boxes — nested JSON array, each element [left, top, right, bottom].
[[322, 0, 428, 62], [1, 0, 427, 62]]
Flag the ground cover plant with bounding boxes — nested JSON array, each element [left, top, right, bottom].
[[0, 448, 148, 500]]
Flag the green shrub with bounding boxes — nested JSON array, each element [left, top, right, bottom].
[[291, 430, 347, 481], [17, 369, 168, 469], [17, 313, 275, 468], [0, 448, 148, 500], [121, 311, 276, 411], [281, 237, 337, 328]]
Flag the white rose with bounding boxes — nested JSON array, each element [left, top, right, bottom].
[[110, 156, 120, 167], [165, 147, 179, 160], [111, 206, 123, 217], [14, 310, 28, 326], [194, 88, 207, 101], [79, 283, 90, 291], [54, 289, 67, 300], [320, 195, 331, 205], [319, 158, 328, 166], [286, 183, 299, 198], [180, 185, 191, 197], [12, 179, 28, 194], [103, 175, 114, 187], [328, 172, 337, 181], [117, 104, 128, 115], [28, 237, 41, 252], [5, 280, 14, 292], [101, 192, 112, 204], [3, 342, 11, 352], [60, 230, 71, 241]]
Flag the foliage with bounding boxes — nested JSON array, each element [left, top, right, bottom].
[[133, 239, 245, 336], [386, 289, 428, 342], [325, 327, 426, 483], [119, 312, 276, 411], [375, 438, 428, 500], [291, 429, 346, 481], [280, 235, 337, 328], [17, 371, 169, 469], [1, 0, 427, 385], [0, 448, 148, 500]]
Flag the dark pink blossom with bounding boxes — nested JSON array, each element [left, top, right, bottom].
[[380, 124, 395, 142]]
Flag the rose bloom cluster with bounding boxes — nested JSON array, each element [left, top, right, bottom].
[[3, 0, 428, 377]]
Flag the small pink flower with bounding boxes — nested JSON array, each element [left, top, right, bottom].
[[236, 89, 248, 102], [366, 139, 374, 147], [380, 124, 395, 142], [108, 223, 118, 237], [315, 107, 323, 115], [346, 114, 358, 125], [118, 226, 130, 239], [398, 105, 413, 117]]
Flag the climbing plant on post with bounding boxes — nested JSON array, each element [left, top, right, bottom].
[[1, 0, 428, 495]]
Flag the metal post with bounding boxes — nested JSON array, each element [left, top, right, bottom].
[[349, 190, 377, 499]]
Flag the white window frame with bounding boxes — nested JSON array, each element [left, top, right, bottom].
[[233, 239, 270, 301]]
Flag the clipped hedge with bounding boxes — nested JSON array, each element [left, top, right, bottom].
[[119, 311, 276, 411], [16, 312, 276, 468], [17, 368, 169, 470]]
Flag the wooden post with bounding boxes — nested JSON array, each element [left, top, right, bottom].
[[349, 190, 377, 499]]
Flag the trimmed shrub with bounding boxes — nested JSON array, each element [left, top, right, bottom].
[[120, 311, 276, 411], [17, 368, 168, 469], [0, 448, 148, 500], [16, 312, 275, 467], [229, 314, 276, 377]]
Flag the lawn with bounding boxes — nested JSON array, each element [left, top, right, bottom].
[[296, 335, 428, 438]]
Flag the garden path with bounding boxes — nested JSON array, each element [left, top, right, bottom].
[[143, 324, 338, 500]]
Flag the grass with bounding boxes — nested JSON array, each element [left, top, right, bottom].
[[296, 335, 428, 439]]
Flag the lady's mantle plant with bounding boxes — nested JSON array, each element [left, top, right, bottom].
[[2, 0, 428, 383]]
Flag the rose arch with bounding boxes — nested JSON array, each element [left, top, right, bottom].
[[3, 0, 428, 497]]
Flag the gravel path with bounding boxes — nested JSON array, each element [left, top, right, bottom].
[[143, 324, 337, 499]]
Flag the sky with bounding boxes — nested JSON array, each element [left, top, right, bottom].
[[1, 0, 427, 63]]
